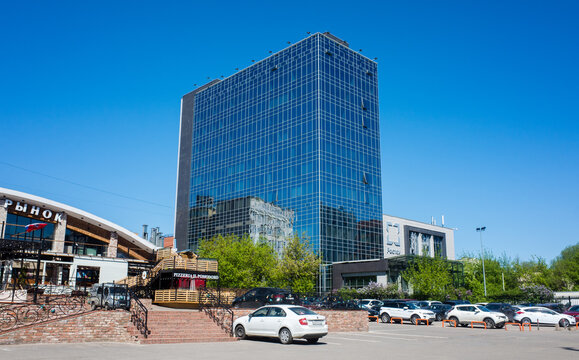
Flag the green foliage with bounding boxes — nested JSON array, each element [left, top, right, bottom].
[[550, 243, 579, 291], [512, 256, 552, 288], [197, 234, 277, 289], [272, 235, 321, 293], [336, 283, 402, 300], [401, 255, 453, 299], [197, 233, 320, 291], [459, 243, 579, 302], [358, 282, 401, 299]]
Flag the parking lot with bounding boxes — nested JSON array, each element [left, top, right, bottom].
[[2, 322, 578, 360]]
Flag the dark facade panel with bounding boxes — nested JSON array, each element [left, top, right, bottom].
[[332, 259, 388, 289]]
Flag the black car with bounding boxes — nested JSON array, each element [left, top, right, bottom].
[[367, 307, 380, 321], [231, 287, 297, 308], [425, 304, 452, 321], [485, 303, 517, 322], [536, 303, 567, 313], [443, 300, 471, 306]]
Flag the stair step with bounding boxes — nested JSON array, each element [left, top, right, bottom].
[[131, 309, 234, 344]]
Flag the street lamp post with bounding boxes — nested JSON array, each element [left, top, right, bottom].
[[476, 226, 487, 297]]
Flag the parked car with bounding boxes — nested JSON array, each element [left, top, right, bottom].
[[231, 287, 297, 308], [328, 300, 361, 310], [446, 304, 507, 329], [379, 301, 436, 324], [359, 299, 383, 311], [87, 283, 130, 310], [485, 303, 517, 322], [367, 307, 380, 321], [418, 300, 443, 308], [443, 300, 471, 306], [535, 303, 567, 313], [233, 305, 328, 344], [425, 303, 452, 321], [514, 306, 577, 327], [564, 305, 579, 322], [406, 300, 443, 309]]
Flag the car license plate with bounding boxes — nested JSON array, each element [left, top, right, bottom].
[[311, 320, 323, 326]]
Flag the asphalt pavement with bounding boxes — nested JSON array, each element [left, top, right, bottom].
[[1, 322, 577, 360]]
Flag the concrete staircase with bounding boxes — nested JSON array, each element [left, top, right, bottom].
[[130, 310, 238, 344]]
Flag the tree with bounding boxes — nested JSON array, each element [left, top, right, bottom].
[[512, 256, 552, 288], [402, 255, 453, 299], [197, 234, 278, 289], [272, 235, 321, 293], [550, 243, 579, 291]]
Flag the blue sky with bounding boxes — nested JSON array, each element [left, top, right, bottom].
[[1, 1, 577, 263]]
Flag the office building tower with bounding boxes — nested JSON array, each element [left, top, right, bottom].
[[175, 33, 383, 288]]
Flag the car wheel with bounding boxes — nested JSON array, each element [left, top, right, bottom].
[[235, 325, 246, 339], [495, 323, 504, 329], [436, 313, 442, 321], [484, 318, 495, 329], [411, 314, 419, 325], [448, 316, 459, 327], [105, 303, 111, 310], [90, 303, 98, 311], [559, 319, 570, 328], [279, 327, 293, 345], [521, 317, 531, 325], [380, 313, 390, 323], [307, 338, 319, 344]]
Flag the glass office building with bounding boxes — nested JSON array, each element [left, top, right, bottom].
[[176, 33, 383, 287]]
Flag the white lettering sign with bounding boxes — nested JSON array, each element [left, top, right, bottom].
[[173, 273, 219, 280], [15, 202, 27, 212], [4, 197, 64, 222]]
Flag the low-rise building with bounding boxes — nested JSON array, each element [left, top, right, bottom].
[[0, 187, 157, 292], [332, 215, 459, 290]]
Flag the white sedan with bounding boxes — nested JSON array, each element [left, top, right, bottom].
[[514, 306, 577, 327], [233, 305, 328, 344]]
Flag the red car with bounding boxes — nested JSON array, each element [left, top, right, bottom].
[[564, 305, 579, 321]]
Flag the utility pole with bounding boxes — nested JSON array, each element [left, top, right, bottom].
[[476, 226, 487, 297]]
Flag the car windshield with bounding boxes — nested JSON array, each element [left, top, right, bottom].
[[478, 306, 491, 312], [569, 305, 579, 312], [109, 288, 127, 294], [290, 307, 318, 315]]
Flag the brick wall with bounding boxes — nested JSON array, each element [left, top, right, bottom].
[[232, 309, 368, 332], [0, 307, 368, 345], [0, 310, 136, 345]]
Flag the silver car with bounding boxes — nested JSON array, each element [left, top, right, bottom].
[[87, 283, 130, 310]]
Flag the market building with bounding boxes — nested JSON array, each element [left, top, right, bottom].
[[0, 187, 157, 292]]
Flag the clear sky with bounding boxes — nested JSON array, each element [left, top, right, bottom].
[[1, 1, 577, 263]]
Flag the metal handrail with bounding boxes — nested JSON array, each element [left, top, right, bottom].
[[199, 288, 234, 336], [128, 289, 150, 338], [0, 295, 88, 334]]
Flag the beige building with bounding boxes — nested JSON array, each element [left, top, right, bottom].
[[0, 187, 157, 291]]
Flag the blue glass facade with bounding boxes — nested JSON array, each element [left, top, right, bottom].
[[176, 33, 383, 277]]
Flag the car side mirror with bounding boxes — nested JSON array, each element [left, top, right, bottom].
[[403, 307, 408, 310], [475, 310, 480, 314], [248, 314, 253, 318]]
